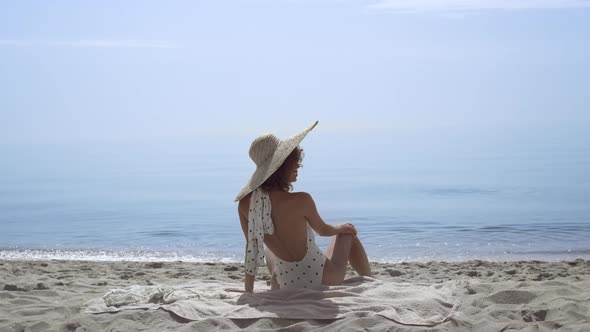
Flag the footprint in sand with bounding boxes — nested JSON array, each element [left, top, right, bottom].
[[487, 290, 536, 304], [521, 309, 547, 322]]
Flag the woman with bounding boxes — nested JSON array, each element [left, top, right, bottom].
[[235, 121, 371, 293]]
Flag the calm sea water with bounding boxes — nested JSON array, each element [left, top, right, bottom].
[[1, 130, 589, 262]]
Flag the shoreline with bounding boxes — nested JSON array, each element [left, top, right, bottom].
[[2, 248, 590, 264], [2, 258, 588, 283], [1, 259, 589, 331]]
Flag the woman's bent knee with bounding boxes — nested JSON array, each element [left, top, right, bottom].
[[332, 234, 353, 261]]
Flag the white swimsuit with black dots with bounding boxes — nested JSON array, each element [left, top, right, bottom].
[[273, 223, 326, 289], [244, 188, 326, 289]]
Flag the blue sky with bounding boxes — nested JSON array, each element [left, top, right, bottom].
[[1, 0, 589, 146]]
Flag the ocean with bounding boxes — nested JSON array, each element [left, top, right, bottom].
[[1, 129, 589, 262]]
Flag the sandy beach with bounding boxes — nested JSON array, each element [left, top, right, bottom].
[[0, 259, 589, 331]]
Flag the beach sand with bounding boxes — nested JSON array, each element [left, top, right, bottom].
[[1, 259, 589, 331]]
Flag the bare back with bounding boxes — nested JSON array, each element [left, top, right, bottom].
[[239, 191, 309, 262]]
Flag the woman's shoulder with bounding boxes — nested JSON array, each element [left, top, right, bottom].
[[289, 192, 315, 207], [237, 193, 252, 215], [290, 191, 310, 199], [263, 191, 311, 206], [238, 191, 312, 210]]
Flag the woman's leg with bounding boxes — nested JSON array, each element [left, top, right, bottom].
[[349, 236, 371, 277], [322, 235, 371, 285], [322, 234, 354, 285]]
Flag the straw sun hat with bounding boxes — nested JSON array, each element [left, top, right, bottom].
[[234, 121, 319, 202]]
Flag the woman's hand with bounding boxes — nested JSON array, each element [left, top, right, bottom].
[[336, 223, 357, 236]]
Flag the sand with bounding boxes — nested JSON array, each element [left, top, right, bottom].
[[1, 259, 589, 331]]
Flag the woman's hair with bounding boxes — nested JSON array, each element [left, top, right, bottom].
[[261, 146, 304, 192]]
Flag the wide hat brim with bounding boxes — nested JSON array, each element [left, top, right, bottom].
[[234, 121, 318, 202]]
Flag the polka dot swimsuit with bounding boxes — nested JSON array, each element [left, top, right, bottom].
[[244, 188, 326, 289], [273, 223, 326, 289]]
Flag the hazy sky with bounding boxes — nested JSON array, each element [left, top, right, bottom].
[[1, 0, 589, 145]]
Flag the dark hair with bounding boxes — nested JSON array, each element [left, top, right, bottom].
[[261, 146, 304, 192]]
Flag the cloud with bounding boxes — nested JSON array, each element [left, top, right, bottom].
[[369, 0, 590, 14], [0, 40, 180, 49]]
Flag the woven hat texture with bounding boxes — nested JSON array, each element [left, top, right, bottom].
[[234, 121, 318, 202]]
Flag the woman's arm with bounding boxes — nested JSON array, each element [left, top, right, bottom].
[[244, 272, 254, 293], [300, 193, 356, 237], [238, 197, 256, 292]]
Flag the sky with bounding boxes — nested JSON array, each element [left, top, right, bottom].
[[1, 0, 589, 148]]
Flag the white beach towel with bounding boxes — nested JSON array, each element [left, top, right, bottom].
[[84, 277, 465, 327]]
